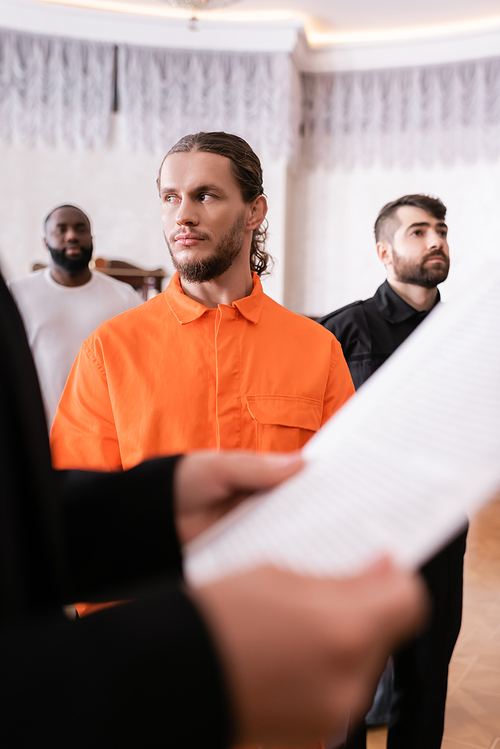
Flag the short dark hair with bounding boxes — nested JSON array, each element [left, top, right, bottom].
[[374, 195, 447, 244], [158, 132, 272, 276], [44, 204, 91, 232]]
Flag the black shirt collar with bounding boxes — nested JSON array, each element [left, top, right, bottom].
[[373, 280, 441, 324]]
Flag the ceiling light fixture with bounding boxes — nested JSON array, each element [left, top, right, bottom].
[[165, 0, 241, 9], [163, 0, 242, 31]]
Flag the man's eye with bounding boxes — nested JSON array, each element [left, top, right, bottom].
[[163, 195, 177, 203], [199, 193, 213, 202]]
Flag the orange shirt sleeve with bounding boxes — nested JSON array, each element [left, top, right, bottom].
[[321, 336, 355, 425], [51, 339, 122, 471]]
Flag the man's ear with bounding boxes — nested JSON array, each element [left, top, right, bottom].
[[43, 237, 48, 251], [246, 195, 267, 232], [377, 241, 392, 268]]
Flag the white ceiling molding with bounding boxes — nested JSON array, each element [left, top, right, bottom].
[[1, 0, 500, 71], [0, 0, 302, 52], [295, 26, 500, 73]]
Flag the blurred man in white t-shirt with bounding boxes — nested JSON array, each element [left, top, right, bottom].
[[9, 204, 141, 427]]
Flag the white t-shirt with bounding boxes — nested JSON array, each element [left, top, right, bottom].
[[9, 268, 142, 427]]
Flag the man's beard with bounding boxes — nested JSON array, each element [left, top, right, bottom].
[[47, 242, 93, 273], [166, 215, 246, 284], [392, 248, 450, 289]]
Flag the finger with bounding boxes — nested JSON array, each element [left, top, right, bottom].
[[362, 569, 430, 648], [216, 450, 304, 492]]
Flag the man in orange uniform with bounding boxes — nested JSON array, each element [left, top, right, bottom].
[[51, 132, 354, 475], [50, 133, 355, 746]]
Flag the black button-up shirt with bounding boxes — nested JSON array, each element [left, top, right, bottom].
[[318, 280, 441, 390]]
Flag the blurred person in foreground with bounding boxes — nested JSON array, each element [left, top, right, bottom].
[[0, 270, 427, 748], [8, 204, 141, 427], [319, 195, 467, 749]]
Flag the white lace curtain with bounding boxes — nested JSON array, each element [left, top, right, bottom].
[[117, 44, 301, 162], [1, 26, 500, 168], [302, 59, 500, 169], [0, 29, 115, 148]]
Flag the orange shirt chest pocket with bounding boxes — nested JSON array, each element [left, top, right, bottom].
[[246, 395, 323, 452]]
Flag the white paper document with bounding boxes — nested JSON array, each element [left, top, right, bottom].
[[186, 261, 500, 585]]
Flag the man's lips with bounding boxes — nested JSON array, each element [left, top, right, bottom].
[[424, 253, 447, 263], [174, 234, 207, 246]]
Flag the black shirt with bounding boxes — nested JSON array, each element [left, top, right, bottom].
[[318, 280, 440, 390]]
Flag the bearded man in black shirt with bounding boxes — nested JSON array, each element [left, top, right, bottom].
[[319, 194, 467, 749]]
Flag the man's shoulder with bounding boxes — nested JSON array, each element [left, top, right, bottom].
[[8, 269, 50, 307], [86, 289, 163, 341], [263, 293, 337, 341], [316, 297, 379, 360], [91, 271, 142, 304], [8, 268, 46, 291], [317, 300, 367, 332]]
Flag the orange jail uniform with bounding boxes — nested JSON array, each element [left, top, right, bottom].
[[51, 271, 354, 616], [51, 271, 354, 470]]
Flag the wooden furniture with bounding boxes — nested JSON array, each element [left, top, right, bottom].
[[93, 258, 167, 301], [32, 259, 168, 301]]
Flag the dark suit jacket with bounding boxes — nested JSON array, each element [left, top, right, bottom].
[[0, 273, 231, 748]]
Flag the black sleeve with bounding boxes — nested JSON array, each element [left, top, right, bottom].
[[0, 273, 186, 606], [54, 456, 185, 603], [318, 303, 374, 390], [0, 586, 234, 749]]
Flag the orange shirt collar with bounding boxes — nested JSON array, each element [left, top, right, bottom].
[[165, 271, 264, 325]]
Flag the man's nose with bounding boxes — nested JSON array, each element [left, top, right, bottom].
[[428, 230, 443, 249], [65, 227, 79, 242], [176, 199, 199, 226]]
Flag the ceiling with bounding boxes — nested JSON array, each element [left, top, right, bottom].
[[20, 0, 500, 39], [2, 0, 500, 71], [237, 0, 500, 31], [123, 0, 500, 33]]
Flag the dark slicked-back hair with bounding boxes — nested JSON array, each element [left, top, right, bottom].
[[158, 132, 272, 276], [374, 194, 447, 244], [44, 204, 91, 233]]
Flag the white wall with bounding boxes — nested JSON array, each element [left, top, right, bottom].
[[285, 157, 500, 317]]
